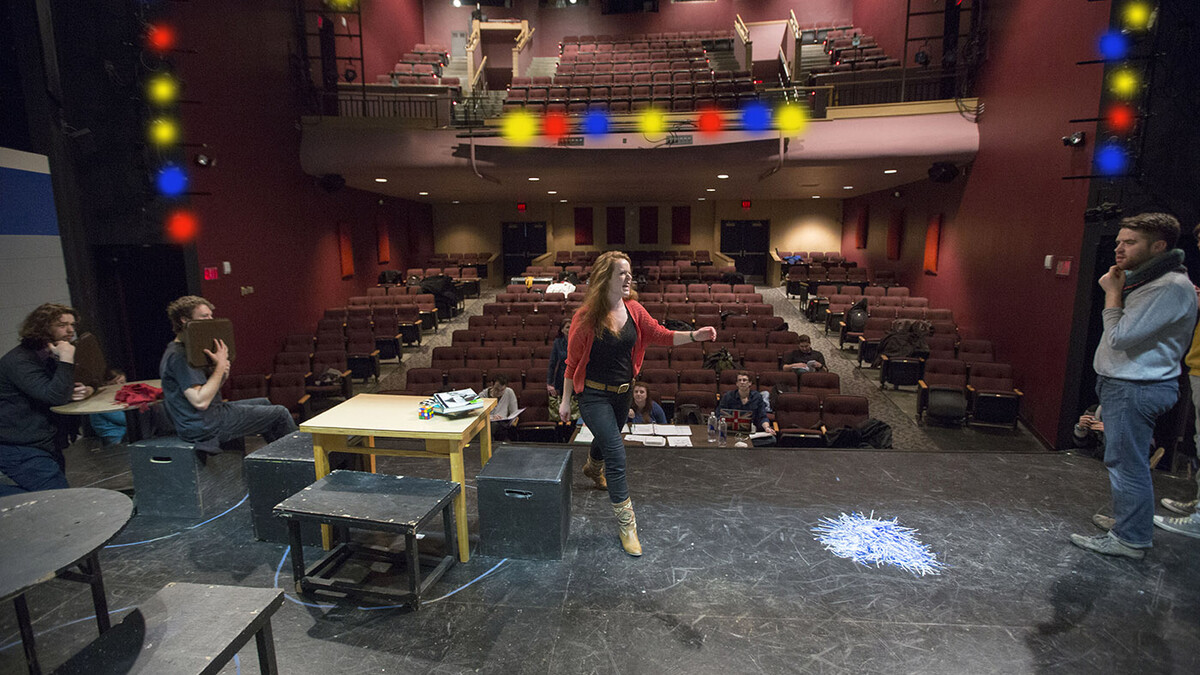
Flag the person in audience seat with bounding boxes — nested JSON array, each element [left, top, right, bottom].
[[1071, 213, 1196, 559], [627, 381, 667, 425], [717, 371, 776, 445], [559, 251, 716, 556], [487, 373, 519, 441], [782, 334, 827, 373], [159, 296, 297, 458], [0, 303, 93, 495]]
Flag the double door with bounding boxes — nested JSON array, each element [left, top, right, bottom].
[[720, 220, 770, 281], [502, 222, 547, 278]]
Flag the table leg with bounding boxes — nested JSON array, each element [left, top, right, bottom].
[[287, 520, 306, 593], [478, 416, 492, 466], [312, 434, 333, 550], [13, 594, 39, 675], [80, 552, 111, 633], [254, 619, 280, 675], [447, 445, 470, 563]]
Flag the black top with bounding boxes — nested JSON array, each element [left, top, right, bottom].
[[783, 347, 826, 370], [585, 313, 637, 386], [548, 335, 568, 389], [159, 341, 219, 442], [0, 344, 74, 451], [717, 388, 770, 432]]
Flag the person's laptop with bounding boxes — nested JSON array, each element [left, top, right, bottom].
[[72, 333, 108, 389], [719, 408, 754, 433], [183, 319, 236, 368]]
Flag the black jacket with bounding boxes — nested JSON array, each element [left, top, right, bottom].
[[0, 344, 74, 452]]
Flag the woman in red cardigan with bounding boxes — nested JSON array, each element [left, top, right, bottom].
[[558, 251, 717, 556]]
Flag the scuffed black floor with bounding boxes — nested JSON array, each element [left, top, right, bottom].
[[2, 443, 1198, 674]]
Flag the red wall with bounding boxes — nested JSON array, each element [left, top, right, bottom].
[[420, 0, 852, 60], [175, 0, 434, 374], [844, 0, 1112, 445]]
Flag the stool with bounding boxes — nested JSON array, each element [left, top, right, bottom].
[[274, 470, 458, 609], [243, 432, 364, 546], [477, 446, 572, 560], [128, 437, 210, 518], [52, 582, 283, 675]]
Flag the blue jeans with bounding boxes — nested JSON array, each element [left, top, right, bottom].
[[1097, 376, 1180, 547], [578, 387, 633, 504], [0, 444, 69, 496]]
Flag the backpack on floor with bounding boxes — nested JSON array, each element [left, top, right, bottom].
[[844, 299, 869, 333]]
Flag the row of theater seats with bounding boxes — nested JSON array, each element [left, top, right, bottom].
[[559, 31, 734, 50], [779, 251, 847, 264], [625, 249, 711, 263], [506, 77, 754, 102], [557, 50, 710, 69], [642, 265, 737, 283], [502, 95, 757, 115]]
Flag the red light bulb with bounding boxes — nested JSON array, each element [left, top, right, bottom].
[[147, 24, 177, 54], [698, 110, 723, 134], [165, 209, 199, 244], [1106, 103, 1137, 134], [544, 112, 569, 140]]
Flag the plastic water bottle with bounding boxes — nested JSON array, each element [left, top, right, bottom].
[[717, 416, 728, 447], [707, 411, 718, 443]]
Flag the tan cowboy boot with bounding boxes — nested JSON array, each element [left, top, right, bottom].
[[583, 456, 607, 490], [612, 497, 642, 556]]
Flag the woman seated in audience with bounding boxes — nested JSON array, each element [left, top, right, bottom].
[[487, 374, 519, 441], [627, 381, 667, 425]]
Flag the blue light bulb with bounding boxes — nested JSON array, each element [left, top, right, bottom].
[[741, 102, 771, 132], [582, 111, 609, 135], [1098, 31, 1130, 61], [1094, 144, 1128, 175]]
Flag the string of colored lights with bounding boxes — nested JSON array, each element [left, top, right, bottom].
[[499, 101, 809, 142], [1093, 1, 1156, 176], [143, 9, 199, 244]]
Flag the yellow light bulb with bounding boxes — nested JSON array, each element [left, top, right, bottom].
[[147, 75, 179, 106], [149, 118, 179, 146], [1109, 68, 1140, 98], [1122, 2, 1153, 31], [639, 108, 665, 136], [776, 104, 809, 134], [501, 110, 536, 142]]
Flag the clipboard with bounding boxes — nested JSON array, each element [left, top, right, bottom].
[[184, 319, 236, 368], [72, 333, 108, 389]]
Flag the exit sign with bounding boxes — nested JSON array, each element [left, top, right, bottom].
[[203, 266, 219, 281]]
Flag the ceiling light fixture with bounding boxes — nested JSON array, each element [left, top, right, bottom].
[[528, 177, 540, 182], [698, 197, 706, 201], [706, 188, 716, 192], [812, 195, 821, 199], [884, 169, 898, 174], [374, 178, 387, 183], [843, 186, 853, 190], [547, 190, 557, 195], [452, 200, 460, 204], [559, 199, 567, 203], [717, 174, 729, 179], [418, 191, 429, 196]]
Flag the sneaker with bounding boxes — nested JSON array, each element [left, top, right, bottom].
[[1161, 498, 1198, 515], [1091, 513, 1114, 531], [1152, 514, 1200, 539], [1069, 532, 1145, 560]]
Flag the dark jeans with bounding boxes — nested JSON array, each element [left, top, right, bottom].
[[578, 387, 633, 504], [1097, 376, 1180, 548], [0, 443, 69, 496], [185, 398, 298, 450]]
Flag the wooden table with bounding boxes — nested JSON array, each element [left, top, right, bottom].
[[0, 488, 133, 674], [51, 379, 162, 442], [299, 394, 496, 562], [571, 424, 758, 448]]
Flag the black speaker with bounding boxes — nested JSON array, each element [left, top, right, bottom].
[[928, 162, 960, 183], [318, 173, 345, 192]]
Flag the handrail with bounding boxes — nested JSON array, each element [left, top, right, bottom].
[[778, 45, 791, 83], [466, 22, 480, 52], [515, 25, 535, 51], [734, 15, 750, 44], [470, 55, 488, 91], [788, 9, 801, 38]]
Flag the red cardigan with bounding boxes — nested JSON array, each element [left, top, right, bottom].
[[564, 299, 677, 394]]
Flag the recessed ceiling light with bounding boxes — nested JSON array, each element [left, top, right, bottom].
[[706, 188, 716, 192], [884, 169, 898, 174], [418, 191, 429, 196], [843, 186, 853, 190], [547, 190, 557, 195], [452, 200, 460, 204], [812, 195, 821, 199], [559, 199, 567, 203], [374, 178, 387, 183], [717, 174, 729, 179], [698, 197, 706, 201], [528, 177, 540, 182]]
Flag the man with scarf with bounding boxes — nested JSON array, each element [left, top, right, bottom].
[[1071, 213, 1196, 559]]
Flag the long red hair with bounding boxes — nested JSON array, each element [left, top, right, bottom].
[[575, 251, 638, 338]]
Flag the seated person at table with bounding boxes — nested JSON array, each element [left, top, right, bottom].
[[782, 334, 826, 373], [716, 371, 776, 443], [160, 296, 296, 455], [487, 374, 519, 441], [0, 303, 94, 495], [627, 381, 667, 424], [88, 368, 128, 446]]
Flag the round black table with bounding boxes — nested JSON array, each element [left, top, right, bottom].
[[0, 488, 133, 674]]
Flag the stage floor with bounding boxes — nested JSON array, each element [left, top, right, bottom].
[[2, 443, 1198, 674]]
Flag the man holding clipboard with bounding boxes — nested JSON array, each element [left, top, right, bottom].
[[159, 296, 296, 456]]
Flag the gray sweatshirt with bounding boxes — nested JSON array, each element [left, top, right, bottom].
[[1093, 270, 1196, 381]]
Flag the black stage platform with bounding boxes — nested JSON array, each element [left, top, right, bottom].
[[2, 444, 1198, 674]]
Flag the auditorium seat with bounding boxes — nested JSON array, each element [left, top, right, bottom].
[[227, 373, 268, 401], [820, 395, 870, 432], [799, 371, 840, 402], [917, 359, 968, 425], [967, 362, 1023, 428], [308, 351, 353, 401], [267, 372, 311, 422], [774, 393, 823, 447]]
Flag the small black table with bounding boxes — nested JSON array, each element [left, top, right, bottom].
[[0, 488, 132, 674], [274, 470, 459, 609]]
